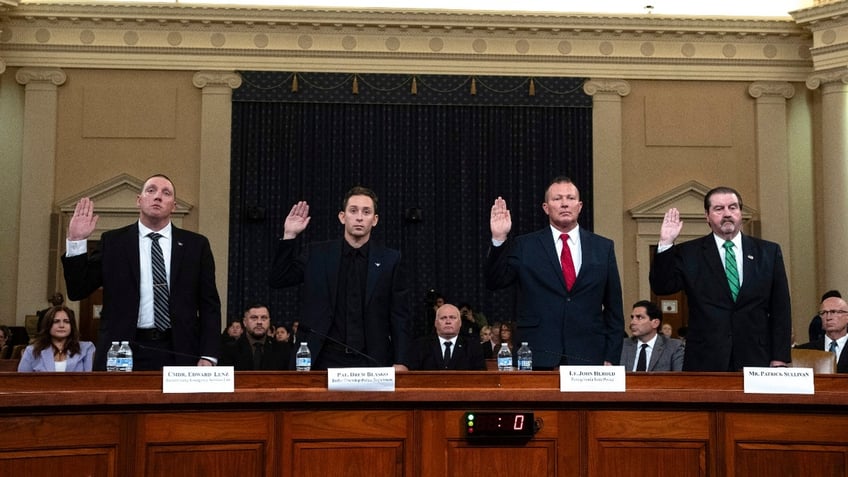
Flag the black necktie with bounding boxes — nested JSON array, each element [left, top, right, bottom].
[[443, 341, 452, 368], [148, 232, 170, 331], [346, 248, 366, 351], [253, 342, 263, 370], [636, 343, 648, 371]]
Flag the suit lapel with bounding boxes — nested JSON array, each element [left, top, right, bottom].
[[365, 243, 383, 304], [701, 234, 732, 301], [738, 235, 757, 302], [537, 230, 566, 289], [649, 336, 665, 370], [170, 226, 185, 287], [121, 223, 142, 291], [326, 241, 342, 308]]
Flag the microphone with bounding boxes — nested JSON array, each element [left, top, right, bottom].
[[298, 324, 381, 365], [534, 348, 606, 366]]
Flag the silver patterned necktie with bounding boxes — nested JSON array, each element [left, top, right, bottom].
[[148, 232, 170, 331]]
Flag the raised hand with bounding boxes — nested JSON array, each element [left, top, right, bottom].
[[490, 196, 512, 242], [283, 201, 311, 239], [659, 208, 683, 246], [67, 198, 99, 241]]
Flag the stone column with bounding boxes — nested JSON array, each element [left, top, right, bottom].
[[808, 71, 848, 290], [583, 79, 630, 266], [14, 67, 66, 322], [748, 81, 795, 283], [192, 71, 242, 321]]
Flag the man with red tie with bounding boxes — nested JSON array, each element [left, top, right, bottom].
[[485, 176, 624, 369]]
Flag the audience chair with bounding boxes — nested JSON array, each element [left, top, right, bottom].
[[790, 348, 836, 374]]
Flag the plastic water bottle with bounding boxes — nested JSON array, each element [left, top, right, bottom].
[[295, 342, 312, 371], [106, 341, 120, 372], [517, 342, 533, 371], [117, 341, 133, 372], [497, 343, 512, 371]]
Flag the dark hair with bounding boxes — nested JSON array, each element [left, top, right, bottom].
[[341, 186, 379, 215], [544, 176, 579, 201], [632, 300, 663, 323], [243, 303, 270, 316], [821, 290, 842, 302], [703, 186, 742, 211], [0, 325, 11, 341], [33, 305, 82, 357]]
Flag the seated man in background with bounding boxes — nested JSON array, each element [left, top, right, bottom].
[[620, 300, 684, 372], [219, 304, 291, 371], [409, 304, 486, 371], [797, 295, 848, 373]]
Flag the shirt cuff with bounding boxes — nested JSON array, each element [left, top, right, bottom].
[[657, 243, 673, 253], [491, 238, 505, 247], [65, 239, 88, 257], [201, 356, 218, 365]]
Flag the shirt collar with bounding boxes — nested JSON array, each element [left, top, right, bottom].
[[551, 224, 581, 245], [713, 232, 742, 251], [138, 221, 172, 240]]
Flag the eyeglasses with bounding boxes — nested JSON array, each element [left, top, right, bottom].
[[819, 310, 848, 317]]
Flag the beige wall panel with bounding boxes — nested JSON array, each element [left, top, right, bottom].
[[82, 86, 177, 139], [55, 69, 201, 232], [0, 68, 25, 325]]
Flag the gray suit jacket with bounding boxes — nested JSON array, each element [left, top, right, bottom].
[[620, 334, 684, 371]]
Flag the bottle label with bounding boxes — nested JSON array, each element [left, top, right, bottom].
[[296, 357, 311, 369], [518, 359, 532, 370], [497, 357, 512, 369]]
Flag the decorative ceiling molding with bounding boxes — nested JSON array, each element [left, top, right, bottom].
[[0, 2, 817, 80]]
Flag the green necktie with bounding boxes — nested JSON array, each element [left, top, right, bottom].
[[724, 240, 740, 301]]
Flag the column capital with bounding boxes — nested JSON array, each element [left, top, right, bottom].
[[748, 81, 795, 100], [15, 67, 67, 86], [806, 69, 848, 90], [583, 79, 630, 97], [192, 71, 242, 90]]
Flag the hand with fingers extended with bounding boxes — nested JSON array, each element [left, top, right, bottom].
[[68, 198, 99, 241], [489, 196, 512, 243], [659, 208, 683, 247], [283, 201, 311, 240]]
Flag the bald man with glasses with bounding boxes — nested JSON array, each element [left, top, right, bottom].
[[797, 296, 848, 373]]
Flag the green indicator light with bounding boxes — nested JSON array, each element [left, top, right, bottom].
[[468, 414, 475, 420], [467, 421, 474, 427]]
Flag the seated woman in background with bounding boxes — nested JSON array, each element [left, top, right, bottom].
[[0, 325, 12, 359], [18, 306, 95, 372]]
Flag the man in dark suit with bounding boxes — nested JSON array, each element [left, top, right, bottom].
[[62, 174, 221, 371], [649, 186, 791, 371], [219, 304, 291, 370], [269, 186, 412, 370], [797, 295, 848, 373], [485, 176, 624, 368], [409, 303, 486, 371], [807, 290, 841, 342], [620, 300, 684, 372]]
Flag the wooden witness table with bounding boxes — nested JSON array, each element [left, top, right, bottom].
[[1, 371, 847, 476]]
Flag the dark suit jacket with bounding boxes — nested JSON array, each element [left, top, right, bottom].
[[797, 339, 848, 373], [409, 335, 486, 371], [219, 335, 292, 371], [269, 238, 412, 367], [620, 334, 684, 371], [62, 223, 222, 370], [485, 227, 624, 367], [650, 233, 791, 371]]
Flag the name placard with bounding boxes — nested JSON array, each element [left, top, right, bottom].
[[560, 365, 626, 392], [162, 366, 235, 393], [743, 367, 814, 394], [328, 367, 395, 392]]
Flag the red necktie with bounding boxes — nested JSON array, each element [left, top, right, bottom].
[[560, 233, 576, 291]]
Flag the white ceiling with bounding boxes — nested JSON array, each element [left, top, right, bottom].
[[21, 0, 812, 17]]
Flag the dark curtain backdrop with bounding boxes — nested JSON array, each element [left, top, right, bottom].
[[229, 72, 592, 337]]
